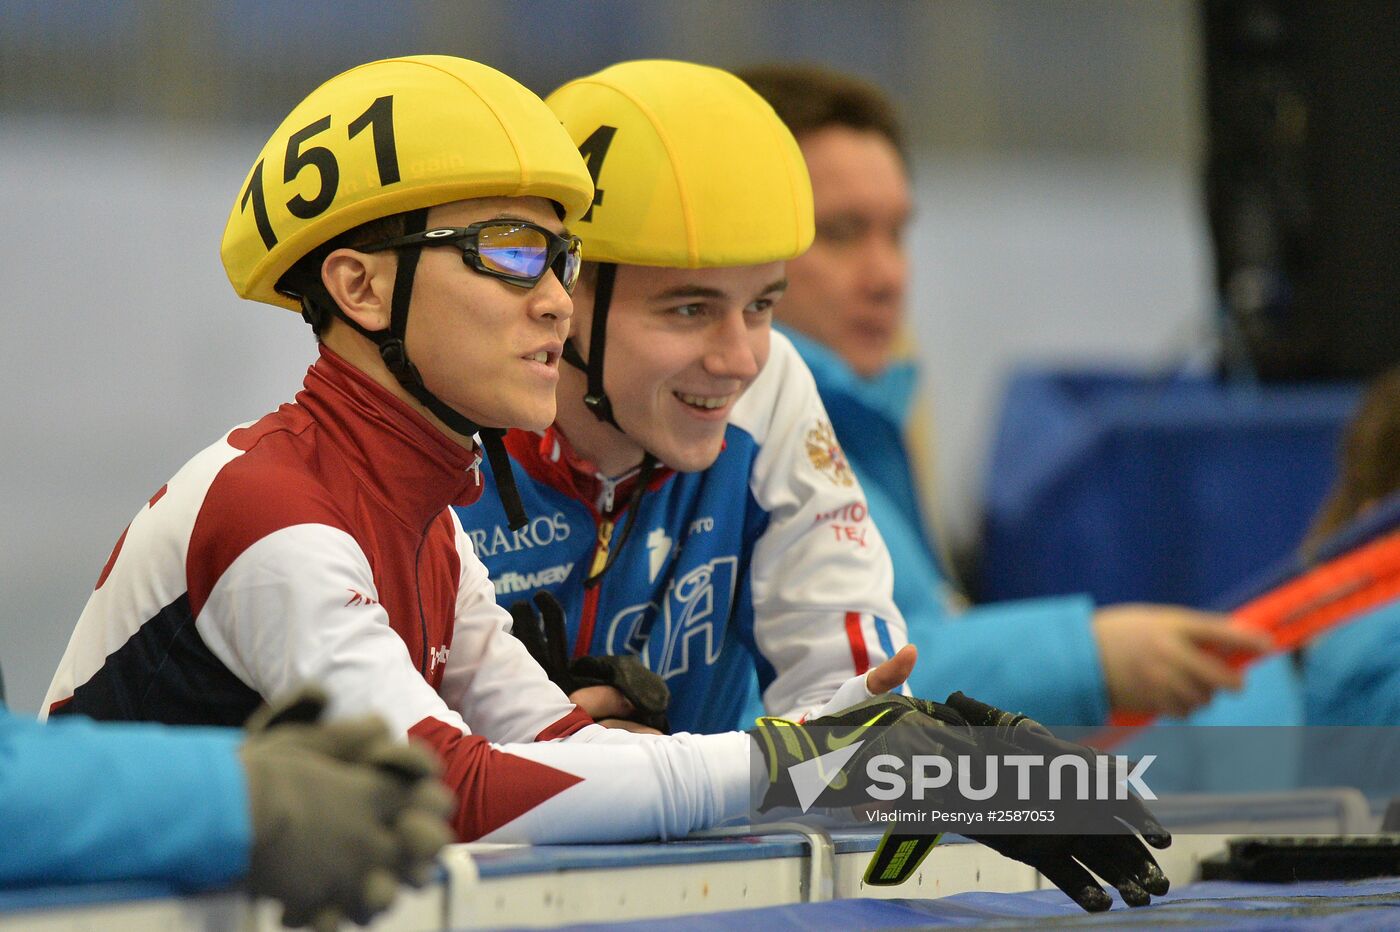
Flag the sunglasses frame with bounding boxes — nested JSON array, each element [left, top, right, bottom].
[[359, 220, 583, 294]]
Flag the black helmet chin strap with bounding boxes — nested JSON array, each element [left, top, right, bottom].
[[561, 261, 620, 429], [561, 261, 662, 584], [303, 207, 529, 530]]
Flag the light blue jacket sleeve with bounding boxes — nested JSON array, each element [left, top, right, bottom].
[[0, 709, 251, 889], [1303, 598, 1400, 725], [904, 598, 1107, 727], [866, 475, 1108, 726]]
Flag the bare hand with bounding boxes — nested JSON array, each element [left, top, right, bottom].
[[1094, 605, 1273, 717], [865, 644, 918, 696]]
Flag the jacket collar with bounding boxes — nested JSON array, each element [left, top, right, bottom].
[[505, 424, 675, 516], [298, 345, 485, 529], [779, 325, 919, 428]]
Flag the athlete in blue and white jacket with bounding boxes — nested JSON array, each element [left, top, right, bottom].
[[463, 330, 905, 733], [456, 61, 912, 736]]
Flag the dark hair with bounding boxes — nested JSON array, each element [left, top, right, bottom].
[[276, 211, 411, 337], [736, 63, 904, 154], [1304, 365, 1400, 553]]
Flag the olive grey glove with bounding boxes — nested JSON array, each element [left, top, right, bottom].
[[239, 688, 454, 931]]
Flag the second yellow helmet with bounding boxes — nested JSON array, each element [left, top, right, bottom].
[[544, 60, 814, 269]]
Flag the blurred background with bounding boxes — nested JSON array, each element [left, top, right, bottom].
[[2, 0, 1393, 713]]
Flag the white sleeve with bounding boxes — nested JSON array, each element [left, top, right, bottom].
[[196, 523, 750, 843], [476, 729, 753, 843], [733, 333, 910, 720], [196, 523, 460, 736]]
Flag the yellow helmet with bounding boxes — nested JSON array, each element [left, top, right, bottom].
[[222, 54, 595, 311], [544, 59, 814, 268], [541, 63, 815, 568]]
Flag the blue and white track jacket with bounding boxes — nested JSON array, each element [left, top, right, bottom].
[[458, 333, 907, 734]]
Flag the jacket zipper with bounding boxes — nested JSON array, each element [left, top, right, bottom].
[[422, 460, 480, 675], [572, 465, 639, 657], [598, 473, 622, 513], [573, 517, 614, 658], [414, 516, 434, 675]]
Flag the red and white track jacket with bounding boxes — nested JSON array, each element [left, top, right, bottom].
[[44, 347, 749, 842]]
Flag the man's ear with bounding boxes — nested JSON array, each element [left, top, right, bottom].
[[321, 248, 395, 333]]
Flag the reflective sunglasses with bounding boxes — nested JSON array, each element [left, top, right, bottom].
[[361, 220, 583, 294]]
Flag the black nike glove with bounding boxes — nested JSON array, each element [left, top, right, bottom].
[[941, 691, 1171, 911], [508, 591, 670, 732], [750, 693, 1171, 912]]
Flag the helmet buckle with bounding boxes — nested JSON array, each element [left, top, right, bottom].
[[584, 392, 616, 425], [379, 338, 412, 377]]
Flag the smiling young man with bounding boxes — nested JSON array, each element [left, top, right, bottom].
[[441, 64, 1176, 912], [456, 60, 917, 735]]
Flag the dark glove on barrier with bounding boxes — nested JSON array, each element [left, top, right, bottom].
[[239, 688, 454, 931], [945, 691, 1171, 911], [752, 693, 1171, 913], [510, 591, 671, 732]]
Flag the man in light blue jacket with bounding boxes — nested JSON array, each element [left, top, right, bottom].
[[739, 64, 1276, 728]]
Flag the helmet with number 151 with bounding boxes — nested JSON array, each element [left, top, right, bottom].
[[221, 55, 596, 529], [222, 54, 593, 311]]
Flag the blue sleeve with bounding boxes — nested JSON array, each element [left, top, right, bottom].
[[0, 710, 251, 889], [862, 466, 1109, 727], [1303, 598, 1400, 725]]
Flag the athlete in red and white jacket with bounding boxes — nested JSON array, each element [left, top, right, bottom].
[[45, 347, 751, 843], [45, 55, 753, 845]]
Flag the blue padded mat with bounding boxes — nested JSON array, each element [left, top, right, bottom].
[[490, 878, 1400, 930]]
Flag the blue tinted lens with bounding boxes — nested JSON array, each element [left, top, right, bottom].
[[477, 225, 549, 279]]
